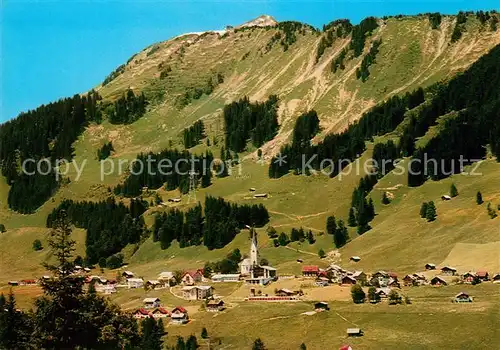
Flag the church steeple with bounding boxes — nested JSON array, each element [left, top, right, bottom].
[[250, 228, 259, 266]]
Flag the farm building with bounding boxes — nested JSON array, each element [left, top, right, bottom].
[[143, 297, 161, 308], [440, 266, 457, 276], [182, 269, 204, 285], [211, 274, 240, 282], [133, 308, 151, 319], [122, 271, 135, 279], [182, 286, 214, 300], [253, 193, 268, 198], [347, 328, 363, 337], [441, 195, 451, 201], [476, 271, 489, 281], [302, 265, 320, 277], [351, 271, 367, 283], [95, 284, 116, 294], [314, 302, 329, 311], [206, 299, 225, 312], [375, 288, 392, 298], [454, 292, 473, 303], [8, 281, 18, 286], [275, 288, 296, 297], [430, 276, 447, 286], [152, 308, 170, 318], [168, 198, 181, 203], [170, 307, 189, 324], [492, 274, 500, 283], [425, 263, 436, 270], [83, 267, 91, 273], [403, 275, 417, 286], [341, 275, 357, 285], [339, 346, 353, 350], [146, 280, 163, 289], [462, 272, 476, 283], [350, 256, 361, 262], [127, 278, 144, 289]]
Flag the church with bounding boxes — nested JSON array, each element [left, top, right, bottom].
[[240, 229, 277, 285]]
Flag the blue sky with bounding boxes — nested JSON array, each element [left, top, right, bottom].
[[1, 0, 498, 122]]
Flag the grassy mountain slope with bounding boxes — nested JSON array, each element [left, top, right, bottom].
[[1, 13, 500, 285]]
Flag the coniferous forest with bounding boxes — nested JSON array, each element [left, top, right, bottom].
[[182, 120, 205, 148], [46, 198, 148, 264], [0, 91, 102, 213], [153, 196, 269, 250], [107, 89, 148, 124], [223, 95, 279, 153], [114, 149, 214, 197]]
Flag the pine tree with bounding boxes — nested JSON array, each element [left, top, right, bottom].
[[333, 219, 349, 248], [300, 343, 307, 350], [253, 338, 267, 350], [487, 203, 498, 219], [201, 327, 208, 339], [347, 207, 357, 227], [420, 202, 429, 218], [326, 215, 336, 235], [140, 318, 163, 350], [0, 292, 32, 349], [382, 192, 391, 204], [476, 191, 484, 205], [318, 249, 326, 258], [450, 183, 459, 197], [426, 201, 437, 222]]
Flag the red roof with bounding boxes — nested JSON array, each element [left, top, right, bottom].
[[21, 279, 36, 283], [339, 345, 352, 350], [388, 272, 398, 278], [184, 270, 202, 278], [153, 307, 170, 315], [302, 265, 319, 273], [135, 308, 150, 315], [477, 271, 488, 277], [172, 306, 187, 313]]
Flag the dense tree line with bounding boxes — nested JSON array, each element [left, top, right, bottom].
[[183, 120, 205, 148], [107, 89, 147, 124], [0, 212, 141, 349], [269, 88, 424, 178], [224, 95, 279, 152], [350, 17, 379, 57], [153, 197, 269, 250], [46, 198, 147, 264], [274, 21, 316, 51], [372, 140, 399, 177], [0, 91, 102, 213], [97, 141, 114, 160], [268, 110, 320, 177], [350, 174, 377, 234], [114, 149, 214, 197], [428, 13, 442, 29], [401, 44, 500, 186], [356, 39, 382, 82]]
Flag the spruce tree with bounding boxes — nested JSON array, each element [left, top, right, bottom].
[[253, 338, 267, 350], [420, 202, 429, 218], [318, 249, 326, 258], [201, 327, 208, 339], [347, 207, 357, 227], [450, 183, 458, 197], [326, 215, 337, 235], [0, 292, 32, 349], [300, 343, 307, 350], [334, 220, 349, 248], [368, 286, 380, 303], [476, 191, 484, 205], [426, 201, 437, 222]]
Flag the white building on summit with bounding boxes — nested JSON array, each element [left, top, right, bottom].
[[240, 229, 277, 285]]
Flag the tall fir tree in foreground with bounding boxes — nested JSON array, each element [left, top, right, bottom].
[[450, 183, 459, 197]]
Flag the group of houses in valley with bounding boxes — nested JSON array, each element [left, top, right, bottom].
[[134, 306, 189, 324]]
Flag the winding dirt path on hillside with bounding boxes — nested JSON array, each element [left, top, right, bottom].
[[283, 246, 317, 256]]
